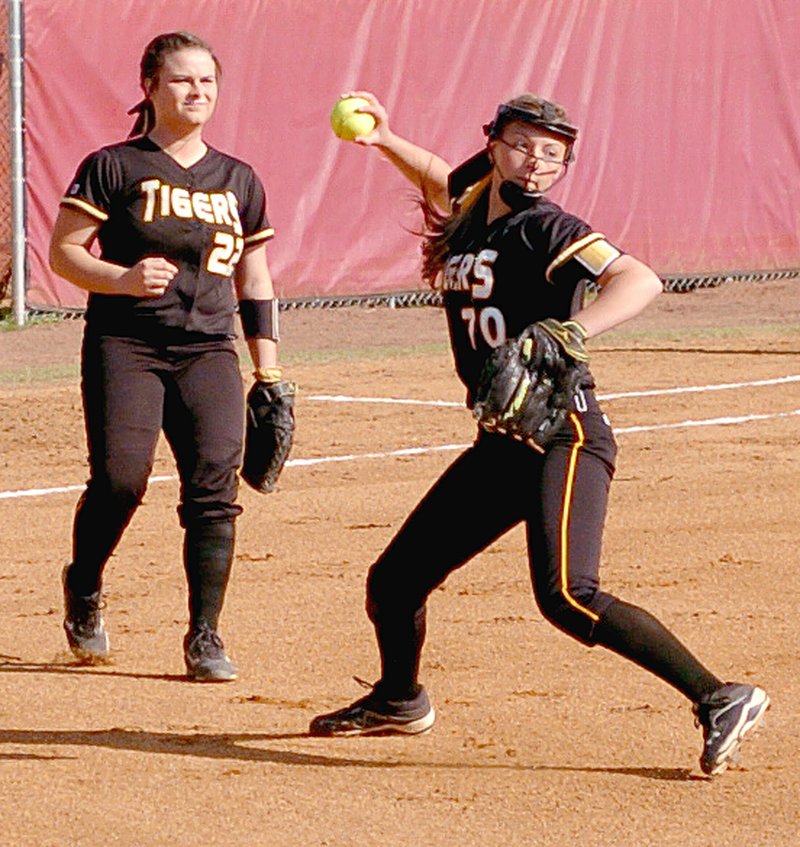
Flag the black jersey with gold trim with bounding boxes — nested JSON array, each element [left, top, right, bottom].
[[438, 191, 621, 402], [61, 136, 274, 337]]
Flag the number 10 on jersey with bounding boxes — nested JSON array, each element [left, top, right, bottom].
[[461, 305, 507, 349]]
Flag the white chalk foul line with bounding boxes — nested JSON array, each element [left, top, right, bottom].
[[307, 374, 800, 407], [0, 475, 175, 501], [3, 407, 800, 502], [600, 373, 800, 401], [291, 406, 800, 447], [287, 443, 467, 467], [615, 407, 800, 434], [307, 394, 462, 407]]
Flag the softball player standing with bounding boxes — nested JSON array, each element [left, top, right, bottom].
[[310, 91, 769, 776], [49, 32, 285, 681]]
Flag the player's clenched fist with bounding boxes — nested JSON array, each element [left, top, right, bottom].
[[120, 256, 179, 297]]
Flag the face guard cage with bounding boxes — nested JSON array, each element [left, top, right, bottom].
[[483, 102, 578, 162]]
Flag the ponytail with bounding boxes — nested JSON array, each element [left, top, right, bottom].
[[419, 174, 492, 287], [126, 98, 155, 138]]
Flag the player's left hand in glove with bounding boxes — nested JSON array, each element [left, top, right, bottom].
[[472, 319, 589, 452], [242, 377, 297, 493]]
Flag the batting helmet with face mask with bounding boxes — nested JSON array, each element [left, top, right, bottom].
[[483, 98, 578, 161], [448, 95, 579, 205]]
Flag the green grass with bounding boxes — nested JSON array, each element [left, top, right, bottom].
[[2, 306, 796, 387], [0, 340, 451, 386], [278, 340, 450, 366], [0, 363, 81, 383], [0, 308, 66, 331], [598, 321, 800, 345]]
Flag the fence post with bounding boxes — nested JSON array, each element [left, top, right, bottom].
[[8, 0, 25, 325]]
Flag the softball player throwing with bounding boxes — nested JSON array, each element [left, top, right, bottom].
[[310, 91, 770, 776], [49, 32, 285, 681]]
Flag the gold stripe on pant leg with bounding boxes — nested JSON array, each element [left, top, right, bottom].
[[559, 413, 600, 623]]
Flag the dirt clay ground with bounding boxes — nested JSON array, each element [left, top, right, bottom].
[[1, 278, 799, 847]]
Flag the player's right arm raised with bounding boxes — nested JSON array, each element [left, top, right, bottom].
[[49, 206, 177, 297], [344, 90, 452, 213]]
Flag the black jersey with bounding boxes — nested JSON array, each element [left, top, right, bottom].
[[438, 190, 621, 402], [61, 136, 274, 337]]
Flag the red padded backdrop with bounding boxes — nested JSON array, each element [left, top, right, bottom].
[[21, 0, 800, 308]]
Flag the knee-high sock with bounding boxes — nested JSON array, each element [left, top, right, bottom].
[[184, 519, 235, 631], [373, 607, 426, 700], [593, 599, 722, 703]]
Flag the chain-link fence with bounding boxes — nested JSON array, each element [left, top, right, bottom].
[[0, 0, 11, 303]]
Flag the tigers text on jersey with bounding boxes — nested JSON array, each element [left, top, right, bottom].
[[438, 191, 621, 401], [61, 136, 274, 337]]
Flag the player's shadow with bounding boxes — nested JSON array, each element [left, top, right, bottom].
[[547, 764, 701, 781], [0, 657, 187, 682], [0, 725, 701, 781], [0, 658, 703, 781]]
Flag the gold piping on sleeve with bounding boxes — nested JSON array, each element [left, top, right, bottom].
[[60, 197, 109, 222], [559, 413, 601, 623], [244, 227, 275, 246], [545, 232, 605, 282]]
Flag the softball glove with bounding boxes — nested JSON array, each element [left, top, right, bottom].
[[472, 319, 589, 452], [242, 379, 297, 493]]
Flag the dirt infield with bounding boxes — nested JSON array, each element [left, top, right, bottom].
[[1, 279, 799, 846]]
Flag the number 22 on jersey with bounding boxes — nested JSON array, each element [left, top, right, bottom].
[[208, 232, 244, 276]]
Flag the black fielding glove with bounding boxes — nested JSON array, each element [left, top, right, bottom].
[[241, 378, 297, 493], [472, 319, 590, 451]]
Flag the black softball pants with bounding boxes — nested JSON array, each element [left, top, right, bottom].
[[66, 331, 245, 629], [367, 401, 721, 704]]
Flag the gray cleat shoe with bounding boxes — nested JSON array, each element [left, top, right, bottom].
[[309, 680, 435, 737], [184, 624, 237, 681], [62, 566, 109, 663], [693, 682, 769, 776]]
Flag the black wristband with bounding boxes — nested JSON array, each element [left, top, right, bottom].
[[239, 299, 279, 340]]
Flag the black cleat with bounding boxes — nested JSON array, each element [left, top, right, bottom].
[[310, 680, 435, 737], [62, 566, 109, 663], [693, 682, 770, 776], [184, 624, 237, 681]]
